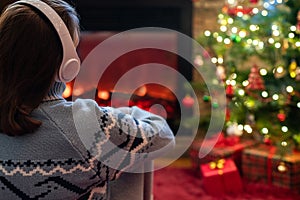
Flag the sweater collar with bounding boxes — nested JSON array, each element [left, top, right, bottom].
[[43, 82, 66, 101]]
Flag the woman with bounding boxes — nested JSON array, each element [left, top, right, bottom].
[[0, 0, 175, 199]]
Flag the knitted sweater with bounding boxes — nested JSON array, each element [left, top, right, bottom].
[[0, 82, 175, 200]]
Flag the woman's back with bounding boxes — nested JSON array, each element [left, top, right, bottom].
[[0, 83, 174, 199]]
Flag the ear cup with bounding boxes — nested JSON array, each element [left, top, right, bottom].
[[58, 58, 80, 82], [14, 0, 81, 83]]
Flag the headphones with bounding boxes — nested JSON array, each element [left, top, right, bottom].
[[11, 0, 80, 82]]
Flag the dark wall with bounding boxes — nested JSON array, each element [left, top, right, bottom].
[[72, 0, 192, 35], [72, 0, 193, 81]]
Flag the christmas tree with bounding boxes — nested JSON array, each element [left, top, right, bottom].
[[195, 0, 300, 153]]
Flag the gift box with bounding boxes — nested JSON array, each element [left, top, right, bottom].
[[200, 159, 243, 196], [189, 133, 256, 173], [242, 144, 300, 190]]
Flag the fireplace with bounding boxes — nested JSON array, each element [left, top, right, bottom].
[[65, 0, 193, 129]]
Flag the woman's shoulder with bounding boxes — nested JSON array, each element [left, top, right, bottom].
[[41, 98, 101, 111]]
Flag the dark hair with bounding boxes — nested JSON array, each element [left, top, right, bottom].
[[0, 0, 79, 136]]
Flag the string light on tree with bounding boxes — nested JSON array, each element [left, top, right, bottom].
[[281, 141, 288, 147], [275, 42, 281, 48], [238, 89, 245, 96], [231, 27, 238, 33], [252, 7, 259, 14], [213, 32, 219, 38], [244, 124, 253, 133], [288, 33, 295, 39], [281, 126, 288, 133], [224, 38, 231, 44], [242, 80, 249, 87], [231, 79, 237, 86], [261, 91, 269, 98], [218, 57, 224, 64], [262, 127, 269, 134], [268, 38, 275, 44], [277, 162, 287, 173], [260, 68, 268, 76], [261, 10, 268, 17], [228, 18, 234, 24], [239, 30, 247, 38], [217, 36, 223, 43], [290, 25, 296, 32], [249, 24, 259, 31], [286, 85, 294, 94], [220, 25, 228, 32], [263, 2, 270, 9], [204, 30, 211, 36], [252, 39, 259, 46], [211, 57, 218, 64], [272, 94, 279, 101], [231, 73, 237, 79]]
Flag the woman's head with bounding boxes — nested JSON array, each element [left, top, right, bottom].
[[0, 0, 79, 136]]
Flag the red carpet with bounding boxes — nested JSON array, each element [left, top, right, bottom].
[[153, 167, 300, 200]]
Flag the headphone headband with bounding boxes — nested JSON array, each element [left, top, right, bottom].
[[12, 0, 80, 82]]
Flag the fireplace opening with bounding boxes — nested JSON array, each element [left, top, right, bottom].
[[66, 0, 193, 134]]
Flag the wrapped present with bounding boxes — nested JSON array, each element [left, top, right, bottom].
[[242, 144, 300, 190], [189, 133, 256, 173], [200, 159, 243, 196]]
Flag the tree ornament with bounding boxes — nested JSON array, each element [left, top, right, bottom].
[[289, 59, 297, 79], [263, 135, 271, 145], [245, 64, 265, 91], [231, 34, 242, 43], [182, 95, 195, 108], [203, 95, 211, 102], [277, 110, 286, 122], [244, 97, 256, 109], [226, 84, 234, 97]]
